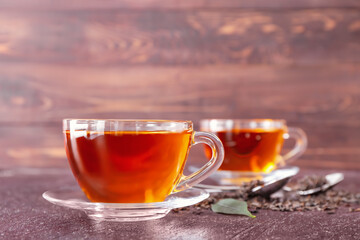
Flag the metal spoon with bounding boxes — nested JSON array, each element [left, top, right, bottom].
[[283, 172, 344, 196], [251, 166, 299, 197], [195, 166, 299, 197]]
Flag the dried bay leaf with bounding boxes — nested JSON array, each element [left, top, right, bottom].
[[211, 198, 256, 218]]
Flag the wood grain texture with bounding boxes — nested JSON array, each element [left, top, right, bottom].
[[1, 0, 360, 10], [0, 2, 359, 170], [1, 63, 359, 170], [0, 10, 360, 65], [0, 63, 359, 125], [0, 125, 65, 168], [0, 125, 359, 170]]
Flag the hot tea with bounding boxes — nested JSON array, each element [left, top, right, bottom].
[[65, 130, 192, 203], [63, 119, 225, 205], [204, 128, 285, 173]]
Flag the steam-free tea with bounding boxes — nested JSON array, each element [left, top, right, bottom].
[[65, 130, 192, 203], [205, 128, 285, 173]]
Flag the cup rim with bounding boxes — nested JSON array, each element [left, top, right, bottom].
[[199, 119, 286, 124], [63, 119, 193, 132], [63, 119, 192, 124], [199, 119, 287, 131]]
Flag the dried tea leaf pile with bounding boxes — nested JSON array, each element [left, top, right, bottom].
[[173, 175, 360, 214], [286, 175, 328, 191]]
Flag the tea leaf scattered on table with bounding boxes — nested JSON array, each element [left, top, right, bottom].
[[211, 198, 256, 218]]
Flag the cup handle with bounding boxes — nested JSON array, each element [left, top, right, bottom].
[[278, 127, 308, 166], [175, 131, 224, 192]]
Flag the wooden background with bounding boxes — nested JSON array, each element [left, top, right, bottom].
[[0, 0, 359, 170]]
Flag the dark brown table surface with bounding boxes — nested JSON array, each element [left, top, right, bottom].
[[1, 167, 359, 240]]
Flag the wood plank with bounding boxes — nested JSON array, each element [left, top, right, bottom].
[[1, 0, 360, 10], [0, 125, 66, 168], [0, 63, 359, 125], [0, 10, 359, 65], [0, 125, 359, 170]]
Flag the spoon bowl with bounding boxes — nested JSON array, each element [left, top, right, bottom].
[[283, 172, 344, 195], [251, 166, 299, 197]]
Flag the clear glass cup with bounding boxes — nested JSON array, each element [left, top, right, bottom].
[[63, 119, 224, 203], [200, 119, 307, 176]]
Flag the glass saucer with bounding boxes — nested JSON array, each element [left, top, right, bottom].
[[42, 187, 209, 222], [193, 166, 299, 192]]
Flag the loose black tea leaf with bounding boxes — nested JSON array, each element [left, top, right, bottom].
[[211, 199, 256, 218], [172, 175, 360, 215], [287, 175, 328, 191]]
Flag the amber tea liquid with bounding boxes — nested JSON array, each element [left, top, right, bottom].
[[65, 130, 192, 203], [205, 128, 285, 173]]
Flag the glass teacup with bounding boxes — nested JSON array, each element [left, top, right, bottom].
[[200, 119, 307, 181], [64, 119, 224, 203]]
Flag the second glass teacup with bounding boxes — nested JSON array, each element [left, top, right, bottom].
[[200, 119, 307, 181]]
